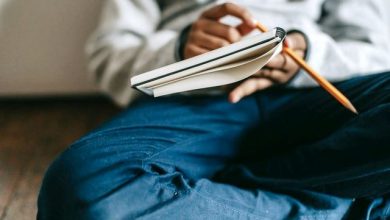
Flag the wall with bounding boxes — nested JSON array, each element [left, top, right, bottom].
[[0, 0, 103, 96]]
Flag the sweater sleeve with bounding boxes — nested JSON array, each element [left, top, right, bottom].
[[86, 0, 180, 106], [288, 0, 390, 88]]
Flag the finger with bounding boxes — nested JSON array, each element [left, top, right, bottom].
[[201, 3, 256, 28], [184, 44, 209, 58], [283, 50, 304, 74], [266, 50, 304, 70], [259, 69, 289, 83], [190, 31, 230, 50], [236, 22, 254, 36], [252, 69, 264, 77], [285, 34, 306, 50], [266, 54, 287, 69], [195, 18, 241, 43], [229, 78, 273, 103]]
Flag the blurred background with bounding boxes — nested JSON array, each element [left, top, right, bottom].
[[1, 0, 390, 219], [0, 0, 100, 95], [0, 1, 119, 219]]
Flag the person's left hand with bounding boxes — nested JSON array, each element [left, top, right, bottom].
[[228, 32, 307, 103]]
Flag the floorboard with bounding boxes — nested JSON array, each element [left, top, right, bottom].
[[0, 98, 119, 220]]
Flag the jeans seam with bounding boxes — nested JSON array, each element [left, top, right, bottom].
[[71, 125, 193, 149], [141, 130, 233, 163]]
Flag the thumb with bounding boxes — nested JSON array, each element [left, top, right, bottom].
[[285, 33, 306, 50], [236, 22, 255, 36]]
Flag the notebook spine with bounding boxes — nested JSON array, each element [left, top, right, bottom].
[[275, 27, 286, 41]]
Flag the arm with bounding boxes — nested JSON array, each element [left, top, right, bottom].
[[289, 0, 390, 87], [86, 0, 180, 106]]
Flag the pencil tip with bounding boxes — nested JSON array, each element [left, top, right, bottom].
[[349, 105, 359, 115], [342, 100, 358, 115]]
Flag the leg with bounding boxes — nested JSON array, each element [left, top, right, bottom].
[[38, 95, 352, 220], [37, 95, 258, 219], [218, 72, 390, 218]]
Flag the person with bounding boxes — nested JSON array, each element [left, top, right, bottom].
[[38, 0, 390, 219]]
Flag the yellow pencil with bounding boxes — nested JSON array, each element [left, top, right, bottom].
[[256, 21, 358, 114]]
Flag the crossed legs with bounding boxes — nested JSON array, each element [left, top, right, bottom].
[[38, 72, 390, 219]]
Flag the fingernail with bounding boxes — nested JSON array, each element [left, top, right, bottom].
[[251, 18, 257, 27], [232, 96, 240, 103]]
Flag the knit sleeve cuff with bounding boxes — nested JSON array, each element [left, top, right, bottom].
[[174, 24, 192, 61], [285, 29, 310, 85]]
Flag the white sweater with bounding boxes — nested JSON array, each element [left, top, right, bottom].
[[86, 0, 390, 106]]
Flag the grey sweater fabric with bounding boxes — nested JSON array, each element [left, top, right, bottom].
[[86, 0, 390, 106]]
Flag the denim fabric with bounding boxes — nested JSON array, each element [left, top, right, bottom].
[[38, 72, 390, 220]]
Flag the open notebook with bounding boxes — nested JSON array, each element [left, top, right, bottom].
[[131, 27, 286, 97]]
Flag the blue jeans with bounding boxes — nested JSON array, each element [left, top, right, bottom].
[[38, 72, 390, 219]]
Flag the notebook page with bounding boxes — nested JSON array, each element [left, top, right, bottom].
[[152, 42, 283, 97]]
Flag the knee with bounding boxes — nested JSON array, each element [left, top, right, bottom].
[[37, 145, 186, 219], [38, 147, 141, 219], [38, 148, 88, 219]]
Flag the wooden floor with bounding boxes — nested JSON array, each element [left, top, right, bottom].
[[0, 98, 120, 220]]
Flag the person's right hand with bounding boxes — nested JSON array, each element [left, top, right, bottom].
[[184, 3, 256, 59]]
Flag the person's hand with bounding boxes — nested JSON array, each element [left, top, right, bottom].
[[184, 3, 256, 59], [228, 32, 307, 103]]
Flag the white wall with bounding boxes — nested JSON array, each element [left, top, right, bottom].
[[0, 0, 103, 96]]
